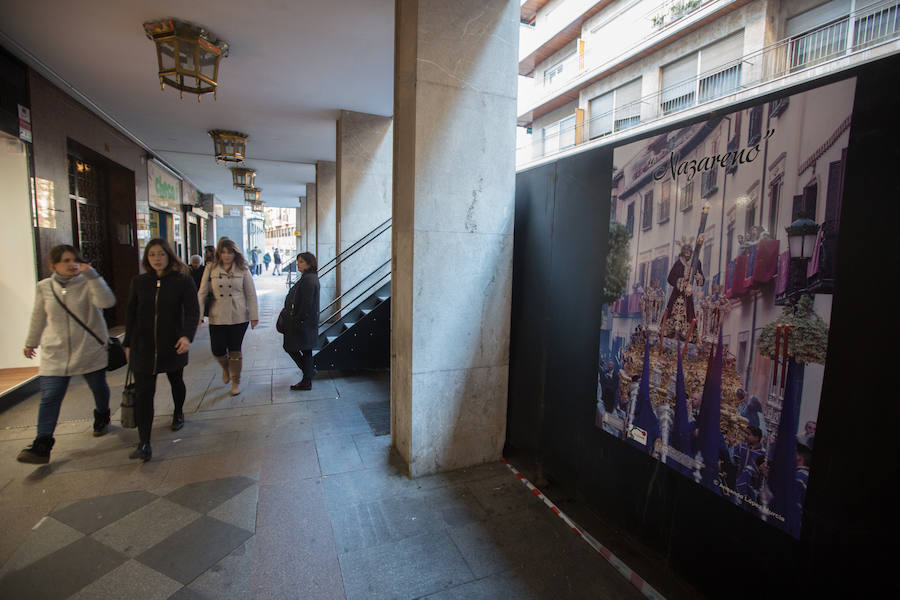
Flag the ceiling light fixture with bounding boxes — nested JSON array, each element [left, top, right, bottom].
[[243, 187, 262, 203], [143, 19, 229, 101], [209, 130, 248, 164], [230, 167, 256, 189]]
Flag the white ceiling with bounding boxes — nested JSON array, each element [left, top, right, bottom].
[[0, 0, 395, 207]]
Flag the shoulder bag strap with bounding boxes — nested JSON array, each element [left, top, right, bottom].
[[49, 281, 105, 346]]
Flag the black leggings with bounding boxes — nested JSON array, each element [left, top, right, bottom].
[[209, 322, 249, 357], [134, 369, 185, 444], [287, 349, 315, 381]]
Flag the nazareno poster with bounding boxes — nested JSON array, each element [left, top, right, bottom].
[[594, 78, 855, 538]]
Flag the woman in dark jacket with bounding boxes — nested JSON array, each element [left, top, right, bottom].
[[282, 252, 320, 390], [124, 239, 200, 461]]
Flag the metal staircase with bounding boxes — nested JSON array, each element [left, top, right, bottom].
[[282, 218, 391, 371]]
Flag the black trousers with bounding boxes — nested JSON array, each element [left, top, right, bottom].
[[133, 369, 185, 444], [209, 322, 249, 357], [287, 349, 314, 381]]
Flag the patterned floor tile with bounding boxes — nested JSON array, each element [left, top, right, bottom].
[[51, 490, 158, 535], [92, 497, 202, 557], [0, 517, 82, 577], [67, 559, 182, 600], [207, 484, 259, 532], [0, 536, 126, 600], [135, 516, 252, 584], [165, 476, 256, 513]]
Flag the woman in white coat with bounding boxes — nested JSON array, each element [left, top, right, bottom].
[[197, 238, 259, 395], [18, 245, 116, 464]]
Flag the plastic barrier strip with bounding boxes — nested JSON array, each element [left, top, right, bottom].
[[502, 459, 666, 600]]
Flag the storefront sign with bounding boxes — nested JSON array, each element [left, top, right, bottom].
[[17, 105, 32, 143], [182, 181, 200, 206], [34, 177, 55, 229], [147, 160, 181, 212]]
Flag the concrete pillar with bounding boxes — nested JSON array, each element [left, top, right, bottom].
[[316, 162, 337, 314], [336, 110, 393, 306], [306, 184, 317, 256], [392, 0, 518, 477]]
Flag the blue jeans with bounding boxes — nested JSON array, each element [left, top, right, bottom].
[[37, 369, 110, 438]]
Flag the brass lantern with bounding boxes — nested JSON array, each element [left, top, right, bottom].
[[230, 167, 256, 189], [243, 187, 262, 203], [143, 19, 229, 101], [249, 200, 265, 212], [209, 130, 248, 164]]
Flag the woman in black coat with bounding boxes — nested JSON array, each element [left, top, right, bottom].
[[124, 239, 199, 461], [283, 252, 320, 390]]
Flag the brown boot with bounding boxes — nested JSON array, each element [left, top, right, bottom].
[[229, 351, 243, 396], [215, 355, 230, 384]]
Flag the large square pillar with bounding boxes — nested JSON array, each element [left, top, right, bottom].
[[337, 110, 393, 296], [392, 0, 518, 477], [316, 161, 337, 312]]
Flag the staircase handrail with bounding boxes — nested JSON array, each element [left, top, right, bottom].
[[284, 216, 391, 285], [319, 261, 391, 327]]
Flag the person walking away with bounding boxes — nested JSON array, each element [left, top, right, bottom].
[[249, 246, 260, 276], [203, 245, 216, 266], [282, 252, 320, 390], [17, 245, 116, 463], [189, 255, 204, 290], [273, 249, 282, 275], [198, 238, 259, 396], [263, 251, 271, 272], [124, 239, 199, 461]]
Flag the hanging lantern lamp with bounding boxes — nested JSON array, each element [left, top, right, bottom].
[[209, 130, 248, 164], [143, 19, 229, 101], [243, 187, 262, 203], [230, 167, 256, 189]]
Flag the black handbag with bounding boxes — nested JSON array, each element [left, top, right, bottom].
[[120, 367, 137, 429], [50, 282, 126, 371], [203, 264, 214, 316]]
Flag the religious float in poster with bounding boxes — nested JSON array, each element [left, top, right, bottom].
[[595, 78, 854, 538]]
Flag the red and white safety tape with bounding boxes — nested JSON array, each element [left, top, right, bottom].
[[502, 459, 666, 600]]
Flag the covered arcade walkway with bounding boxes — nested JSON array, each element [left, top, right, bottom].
[[0, 274, 643, 600]]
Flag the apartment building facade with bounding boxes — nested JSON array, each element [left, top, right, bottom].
[[517, 0, 900, 166]]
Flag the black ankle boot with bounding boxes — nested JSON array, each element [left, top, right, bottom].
[[171, 412, 184, 431], [17, 436, 55, 464], [93, 409, 111, 437], [129, 443, 152, 462], [290, 379, 312, 391]]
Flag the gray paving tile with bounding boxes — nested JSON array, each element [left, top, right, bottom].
[[92, 498, 201, 557], [259, 440, 320, 483], [315, 434, 365, 475], [338, 530, 474, 600], [321, 463, 446, 510], [463, 473, 540, 517], [422, 570, 539, 600], [67, 559, 182, 600], [0, 517, 83, 577], [358, 399, 390, 436], [167, 586, 206, 599], [135, 516, 253, 585], [165, 476, 256, 513], [51, 490, 157, 535], [252, 478, 344, 600], [0, 536, 126, 599], [208, 484, 259, 532], [187, 538, 254, 600]]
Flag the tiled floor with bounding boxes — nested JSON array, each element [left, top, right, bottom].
[[0, 275, 644, 599]]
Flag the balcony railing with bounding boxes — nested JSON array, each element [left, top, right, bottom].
[[520, 0, 900, 164]]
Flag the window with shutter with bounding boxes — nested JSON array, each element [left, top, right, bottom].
[[614, 79, 642, 132], [748, 105, 763, 145], [660, 54, 698, 115], [589, 92, 614, 139], [698, 31, 744, 102], [642, 191, 653, 230]]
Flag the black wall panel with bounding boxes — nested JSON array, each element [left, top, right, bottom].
[[507, 53, 900, 598]]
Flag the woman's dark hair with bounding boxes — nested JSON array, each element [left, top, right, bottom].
[[297, 252, 318, 273], [49, 244, 85, 267], [215, 238, 248, 270], [142, 238, 189, 276]]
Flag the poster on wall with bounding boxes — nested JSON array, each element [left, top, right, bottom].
[[594, 78, 855, 538]]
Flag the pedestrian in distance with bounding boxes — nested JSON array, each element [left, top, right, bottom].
[[189, 254, 204, 291], [124, 239, 200, 462], [263, 251, 271, 272], [282, 252, 320, 391], [198, 238, 259, 396], [203, 245, 216, 266], [249, 246, 260, 276], [272, 249, 282, 275], [17, 245, 117, 464]]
